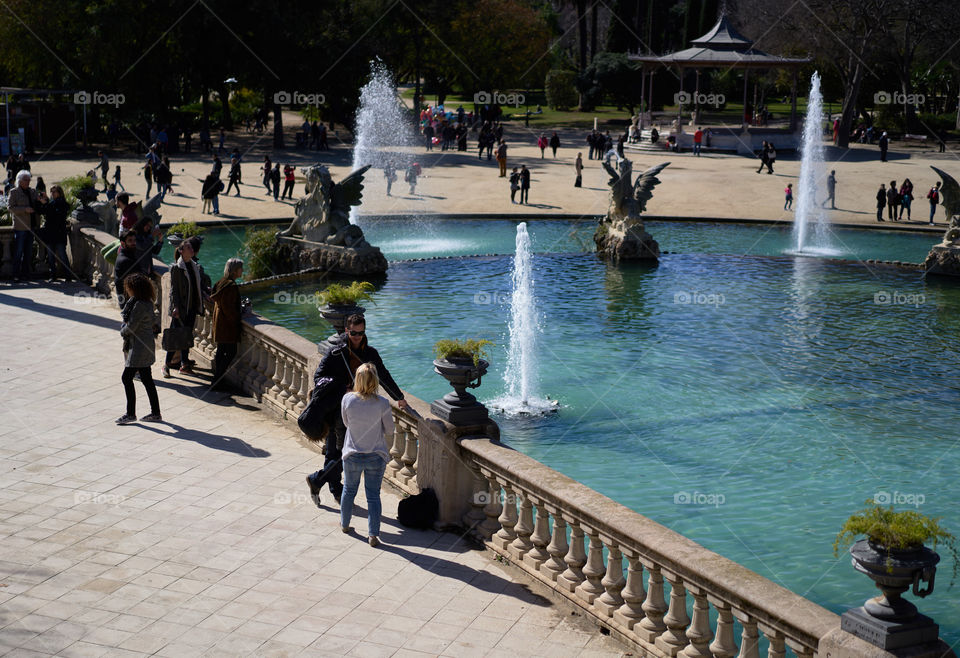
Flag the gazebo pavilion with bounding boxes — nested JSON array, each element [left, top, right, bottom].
[[629, 15, 810, 154]]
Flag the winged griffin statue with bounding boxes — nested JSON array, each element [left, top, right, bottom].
[[594, 159, 669, 262], [922, 166, 960, 276], [278, 164, 372, 248]]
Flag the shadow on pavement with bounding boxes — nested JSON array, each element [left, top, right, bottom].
[[139, 422, 270, 457]]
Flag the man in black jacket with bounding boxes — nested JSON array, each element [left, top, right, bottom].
[[306, 314, 409, 506]]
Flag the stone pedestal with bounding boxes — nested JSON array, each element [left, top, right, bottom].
[[840, 608, 939, 651], [415, 416, 499, 530], [820, 626, 955, 658], [594, 221, 660, 262], [275, 237, 388, 276], [922, 244, 960, 276]]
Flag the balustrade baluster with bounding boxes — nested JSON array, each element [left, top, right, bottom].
[[288, 364, 303, 408], [542, 510, 568, 581], [269, 348, 284, 399], [637, 561, 668, 641], [295, 363, 309, 409], [398, 430, 417, 482], [387, 425, 404, 475], [679, 587, 712, 658], [279, 354, 295, 407], [707, 600, 738, 658], [612, 550, 646, 630], [574, 529, 606, 604], [557, 519, 586, 592], [254, 342, 271, 395], [759, 627, 785, 658], [785, 639, 814, 658], [462, 469, 488, 531], [509, 493, 534, 559], [733, 611, 760, 658], [522, 499, 551, 569], [654, 571, 690, 655], [479, 473, 503, 539], [595, 542, 625, 616], [493, 483, 518, 550]]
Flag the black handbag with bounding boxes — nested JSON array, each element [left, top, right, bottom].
[[398, 488, 439, 529], [161, 322, 194, 351], [298, 376, 341, 442]]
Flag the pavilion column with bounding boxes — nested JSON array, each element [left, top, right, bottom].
[[649, 71, 655, 128], [741, 69, 749, 131], [639, 68, 646, 130], [676, 67, 684, 130], [693, 69, 701, 125]]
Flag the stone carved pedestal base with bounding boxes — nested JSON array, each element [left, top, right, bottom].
[[841, 607, 939, 651], [923, 244, 960, 276], [594, 221, 660, 262], [276, 237, 388, 276]]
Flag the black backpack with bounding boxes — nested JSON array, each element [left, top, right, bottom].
[[397, 488, 438, 530]]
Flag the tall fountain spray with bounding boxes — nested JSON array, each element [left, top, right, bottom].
[[490, 223, 558, 417], [350, 61, 417, 223], [791, 72, 839, 255]]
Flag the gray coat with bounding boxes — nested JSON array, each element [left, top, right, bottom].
[[121, 300, 158, 368]]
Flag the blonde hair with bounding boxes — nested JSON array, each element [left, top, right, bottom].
[[353, 363, 379, 399]]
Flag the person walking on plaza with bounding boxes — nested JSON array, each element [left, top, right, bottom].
[[405, 162, 420, 195], [550, 132, 560, 157], [209, 258, 244, 392], [898, 178, 914, 221], [97, 151, 110, 191], [383, 162, 396, 196], [8, 170, 39, 282], [113, 165, 124, 192], [887, 180, 900, 221], [879, 131, 889, 162], [262, 156, 272, 195], [305, 314, 409, 506], [226, 156, 241, 196], [496, 140, 508, 177], [876, 183, 887, 222], [39, 184, 70, 280], [509, 167, 520, 203], [537, 134, 547, 159], [693, 127, 703, 156], [821, 170, 836, 209], [338, 362, 394, 547], [519, 164, 531, 204], [270, 163, 281, 201], [143, 161, 153, 198], [927, 181, 941, 224], [784, 183, 793, 211], [201, 172, 222, 215], [756, 141, 769, 174], [162, 237, 205, 378], [574, 153, 583, 187], [281, 164, 296, 200], [116, 273, 162, 425]]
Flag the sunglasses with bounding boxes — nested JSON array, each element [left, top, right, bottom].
[[348, 330, 365, 336]]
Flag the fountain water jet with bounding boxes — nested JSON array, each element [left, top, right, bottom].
[[490, 223, 558, 417], [351, 61, 418, 224], [789, 72, 842, 257]]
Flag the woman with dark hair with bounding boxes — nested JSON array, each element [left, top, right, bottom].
[[39, 184, 70, 280], [209, 258, 245, 391], [117, 273, 162, 424]]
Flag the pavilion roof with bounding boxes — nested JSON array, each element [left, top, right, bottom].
[[629, 15, 810, 68]]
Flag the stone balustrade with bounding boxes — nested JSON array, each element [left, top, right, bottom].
[[455, 436, 839, 658]]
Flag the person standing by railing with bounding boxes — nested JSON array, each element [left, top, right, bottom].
[[339, 363, 394, 547], [209, 258, 245, 392], [8, 169, 39, 282], [162, 237, 205, 378]]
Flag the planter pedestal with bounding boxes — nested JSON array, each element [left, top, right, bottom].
[[431, 358, 489, 426], [840, 609, 938, 651]]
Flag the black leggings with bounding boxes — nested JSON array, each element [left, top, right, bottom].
[[213, 343, 238, 387], [122, 367, 160, 416]]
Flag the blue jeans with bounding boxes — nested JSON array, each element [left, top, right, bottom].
[[13, 230, 33, 277], [211, 195, 219, 214], [930, 202, 937, 223], [341, 453, 387, 537]]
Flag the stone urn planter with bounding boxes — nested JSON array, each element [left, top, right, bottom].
[[849, 539, 939, 621], [430, 357, 489, 425], [71, 186, 100, 224]]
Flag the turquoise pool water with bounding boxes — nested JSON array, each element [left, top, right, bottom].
[[181, 218, 937, 280], [238, 224, 960, 641]]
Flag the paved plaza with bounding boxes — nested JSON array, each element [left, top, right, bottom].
[[0, 284, 629, 656], [23, 113, 957, 233]]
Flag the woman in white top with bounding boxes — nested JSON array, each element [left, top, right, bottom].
[[340, 362, 394, 546]]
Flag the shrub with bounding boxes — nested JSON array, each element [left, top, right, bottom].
[[316, 281, 376, 306], [58, 174, 95, 209], [545, 70, 578, 111], [241, 227, 281, 280], [434, 338, 493, 366], [166, 220, 205, 238]]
